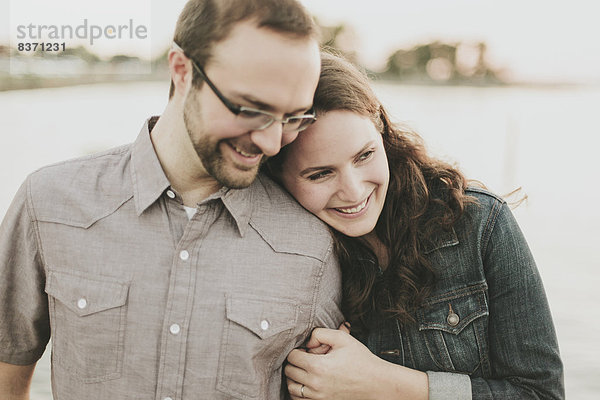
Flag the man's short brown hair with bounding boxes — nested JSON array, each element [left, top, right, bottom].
[[169, 0, 318, 98]]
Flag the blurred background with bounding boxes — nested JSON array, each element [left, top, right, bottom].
[[1, 0, 599, 398]]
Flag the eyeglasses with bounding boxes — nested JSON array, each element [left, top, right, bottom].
[[172, 42, 317, 134]]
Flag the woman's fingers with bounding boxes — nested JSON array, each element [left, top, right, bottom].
[[284, 359, 310, 383], [307, 343, 331, 354], [287, 378, 311, 400], [305, 323, 350, 353], [287, 348, 319, 372], [338, 321, 351, 334], [305, 327, 347, 349]]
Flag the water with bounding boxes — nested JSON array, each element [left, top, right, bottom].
[[1, 81, 598, 399]]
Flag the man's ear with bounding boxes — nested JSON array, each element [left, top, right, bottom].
[[169, 49, 193, 98]]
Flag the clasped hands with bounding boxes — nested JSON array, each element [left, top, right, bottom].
[[284, 323, 428, 400]]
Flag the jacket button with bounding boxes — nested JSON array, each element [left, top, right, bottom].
[[447, 312, 460, 326]]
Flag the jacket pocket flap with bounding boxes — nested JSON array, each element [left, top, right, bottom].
[[225, 295, 298, 340], [45, 270, 129, 317], [418, 289, 488, 335]]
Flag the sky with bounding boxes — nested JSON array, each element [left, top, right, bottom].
[[2, 0, 600, 84]]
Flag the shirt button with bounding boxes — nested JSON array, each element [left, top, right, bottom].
[[179, 250, 189, 261], [260, 320, 270, 331], [77, 298, 87, 309], [169, 324, 181, 335], [166, 190, 176, 199]]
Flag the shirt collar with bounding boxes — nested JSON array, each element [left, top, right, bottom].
[[130, 116, 259, 236], [198, 181, 256, 238], [130, 117, 171, 216]]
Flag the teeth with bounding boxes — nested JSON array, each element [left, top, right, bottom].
[[336, 197, 368, 214], [232, 144, 258, 158]]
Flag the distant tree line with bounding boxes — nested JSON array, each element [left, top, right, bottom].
[[317, 21, 505, 85], [1, 19, 506, 90]]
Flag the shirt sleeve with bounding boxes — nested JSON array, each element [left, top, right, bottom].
[[312, 242, 344, 330], [470, 201, 564, 399], [427, 371, 472, 400], [0, 177, 50, 365]]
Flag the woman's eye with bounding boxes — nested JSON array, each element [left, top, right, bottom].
[[307, 171, 331, 181], [357, 150, 374, 162]]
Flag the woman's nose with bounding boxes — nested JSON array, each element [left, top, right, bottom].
[[336, 171, 364, 203]]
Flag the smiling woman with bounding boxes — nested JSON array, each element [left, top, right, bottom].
[[264, 51, 564, 399], [279, 110, 389, 238]]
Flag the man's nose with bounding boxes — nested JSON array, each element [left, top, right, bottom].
[[250, 122, 283, 157]]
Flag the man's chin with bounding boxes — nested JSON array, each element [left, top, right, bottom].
[[214, 165, 260, 189]]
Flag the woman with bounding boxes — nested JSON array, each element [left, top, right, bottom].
[[264, 52, 564, 399]]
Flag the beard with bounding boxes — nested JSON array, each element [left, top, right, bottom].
[[183, 91, 263, 189]]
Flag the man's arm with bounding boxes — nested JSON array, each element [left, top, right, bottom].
[[0, 179, 49, 399], [0, 361, 36, 400], [312, 242, 344, 329]]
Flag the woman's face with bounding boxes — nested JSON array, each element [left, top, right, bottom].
[[280, 110, 389, 237]]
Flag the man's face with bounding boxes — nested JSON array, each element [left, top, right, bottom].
[[183, 21, 320, 189]]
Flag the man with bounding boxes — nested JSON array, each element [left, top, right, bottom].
[[0, 1, 343, 399]]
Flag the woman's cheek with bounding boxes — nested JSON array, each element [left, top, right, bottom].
[[297, 183, 330, 215]]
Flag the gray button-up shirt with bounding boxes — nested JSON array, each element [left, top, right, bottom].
[[0, 117, 343, 400]]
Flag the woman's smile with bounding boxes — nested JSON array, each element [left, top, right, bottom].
[[330, 190, 373, 217]]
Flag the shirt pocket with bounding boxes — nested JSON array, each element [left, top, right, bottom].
[[45, 269, 130, 383], [417, 287, 488, 374], [217, 294, 299, 400]]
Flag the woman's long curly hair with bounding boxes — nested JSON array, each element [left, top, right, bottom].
[[265, 50, 475, 334]]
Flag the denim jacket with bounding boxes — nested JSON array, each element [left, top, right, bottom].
[[360, 187, 564, 399]]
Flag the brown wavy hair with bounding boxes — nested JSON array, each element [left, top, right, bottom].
[[265, 50, 475, 334]]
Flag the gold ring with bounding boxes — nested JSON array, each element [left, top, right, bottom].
[[300, 384, 305, 398]]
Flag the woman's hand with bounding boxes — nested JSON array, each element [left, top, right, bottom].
[[305, 322, 350, 355], [285, 327, 381, 399], [285, 327, 428, 400]]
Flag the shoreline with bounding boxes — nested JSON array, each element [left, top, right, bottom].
[[1, 74, 593, 93]]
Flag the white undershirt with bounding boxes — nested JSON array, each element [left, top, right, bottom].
[[183, 205, 196, 220]]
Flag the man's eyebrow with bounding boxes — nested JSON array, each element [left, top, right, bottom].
[[287, 105, 314, 116], [238, 95, 276, 111], [299, 141, 376, 176], [238, 94, 312, 116]]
